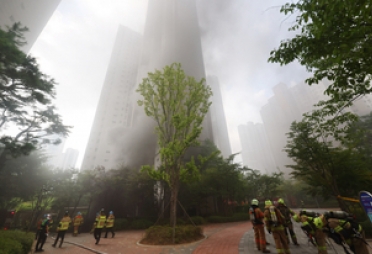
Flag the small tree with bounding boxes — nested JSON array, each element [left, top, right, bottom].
[[137, 63, 212, 241]]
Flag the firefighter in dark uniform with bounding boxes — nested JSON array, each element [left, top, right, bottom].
[[277, 198, 299, 245]]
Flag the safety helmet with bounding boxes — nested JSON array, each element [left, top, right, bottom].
[[251, 199, 259, 206], [265, 200, 272, 206], [109, 211, 113, 215], [77, 212, 81, 215], [278, 198, 285, 204], [292, 213, 300, 223]]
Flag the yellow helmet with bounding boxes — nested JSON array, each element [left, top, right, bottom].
[[265, 200, 272, 206], [278, 198, 285, 204]]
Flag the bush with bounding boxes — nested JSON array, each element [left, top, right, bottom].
[[114, 218, 130, 230], [0, 230, 34, 254], [207, 213, 249, 223], [131, 219, 154, 229], [189, 216, 206, 225], [141, 225, 203, 245]]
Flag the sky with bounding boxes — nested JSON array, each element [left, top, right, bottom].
[[29, 0, 310, 168]]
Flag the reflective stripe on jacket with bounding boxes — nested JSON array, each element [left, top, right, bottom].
[[106, 216, 115, 228], [96, 216, 106, 228]]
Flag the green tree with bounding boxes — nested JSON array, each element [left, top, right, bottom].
[[245, 169, 283, 201], [0, 23, 70, 170], [269, 1, 372, 133], [137, 63, 212, 240], [285, 120, 372, 211]]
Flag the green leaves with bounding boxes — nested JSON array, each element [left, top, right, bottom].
[[270, 0, 372, 107], [0, 23, 70, 167], [137, 63, 212, 187]]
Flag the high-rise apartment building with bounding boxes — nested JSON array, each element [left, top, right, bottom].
[[238, 122, 276, 174], [207, 75, 231, 158], [0, 0, 61, 53], [257, 82, 329, 176], [81, 26, 142, 170], [82, 0, 223, 170]]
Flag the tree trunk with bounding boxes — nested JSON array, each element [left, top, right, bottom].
[[170, 183, 179, 244]]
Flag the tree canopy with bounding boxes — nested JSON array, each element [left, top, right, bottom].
[[269, 1, 372, 104], [0, 23, 70, 168]]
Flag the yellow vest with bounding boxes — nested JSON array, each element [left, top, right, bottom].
[[74, 216, 83, 226], [58, 217, 71, 231], [96, 216, 106, 229], [106, 216, 115, 228]]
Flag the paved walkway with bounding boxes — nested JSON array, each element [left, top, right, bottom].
[[30, 219, 371, 254]]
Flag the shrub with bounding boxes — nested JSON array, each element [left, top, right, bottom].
[[131, 219, 154, 229], [207, 213, 249, 223], [189, 216, 205, 225], [0, 230, 34, 254], [114, 218, 130, 230], [141, 225, 203, 245]]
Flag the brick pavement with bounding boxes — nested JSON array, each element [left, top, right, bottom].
[[29, 219, 372, 254], [30, 222, 252, 254]]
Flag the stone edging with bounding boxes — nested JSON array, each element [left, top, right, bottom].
[[136, 234, 207, 247], [50, 236, 107, 254]]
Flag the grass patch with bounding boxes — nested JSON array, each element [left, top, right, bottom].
[[140, 225, 204, 245]]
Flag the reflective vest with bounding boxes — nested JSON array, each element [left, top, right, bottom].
[[74, 216, 83, 226], [106, 215, 115, 228], [96, 216, 106, 228], [59, 221, 70, 231], [58, 217, 71, 231]]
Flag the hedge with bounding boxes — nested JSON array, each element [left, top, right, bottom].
[[0, 230, 34, 254]]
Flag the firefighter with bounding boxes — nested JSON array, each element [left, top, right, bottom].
[[264, 200, 290, 254], [35, 216, 44, 240], [250, 199, 270, 253], [277, 198, 299, 245], [94, 210, 107, 244], [52, 211, 71, 248], [35, 215, 52, 252], [321, 211, 369, 254], [73, 212, 84, 236], [104, 211, 115, 238], [293, 211, 328, 254]]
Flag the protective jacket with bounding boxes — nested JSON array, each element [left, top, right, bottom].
[[95, 215, 106, 229], [105, 215, 115, 228], [57, 216, 71, 231]]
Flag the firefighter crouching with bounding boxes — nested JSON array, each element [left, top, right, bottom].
[[52, 211, 71, 248], [277, 198, 299, 245], [73, 212, 84, 236], [321, 211, 369, 254], [293, 211, 328, 254], [250, 199, 270, 253], [264, 200, 291, 254]]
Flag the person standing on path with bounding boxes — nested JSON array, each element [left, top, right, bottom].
[[35, 215, 52, 252], [276, 198, 299, 245], [73, 212, 84, 236], [250, 199, 270, 253], [264, 200, 290, 254], [94, 210, 107, 244], [52, 211, 71, 248], [104, 211, 115, 238]]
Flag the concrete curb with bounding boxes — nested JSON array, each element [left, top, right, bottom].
[[51, 236, 107, 254], [136, 234, 207, 248]]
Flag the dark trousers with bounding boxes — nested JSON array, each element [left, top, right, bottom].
[[105, 227, 115, 238], [35, 229, 41, 240], [94, 228, 102, 244], [284, 223, 298, 244], [35, 232, 47, 251], [53, 231, 66, 247]]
